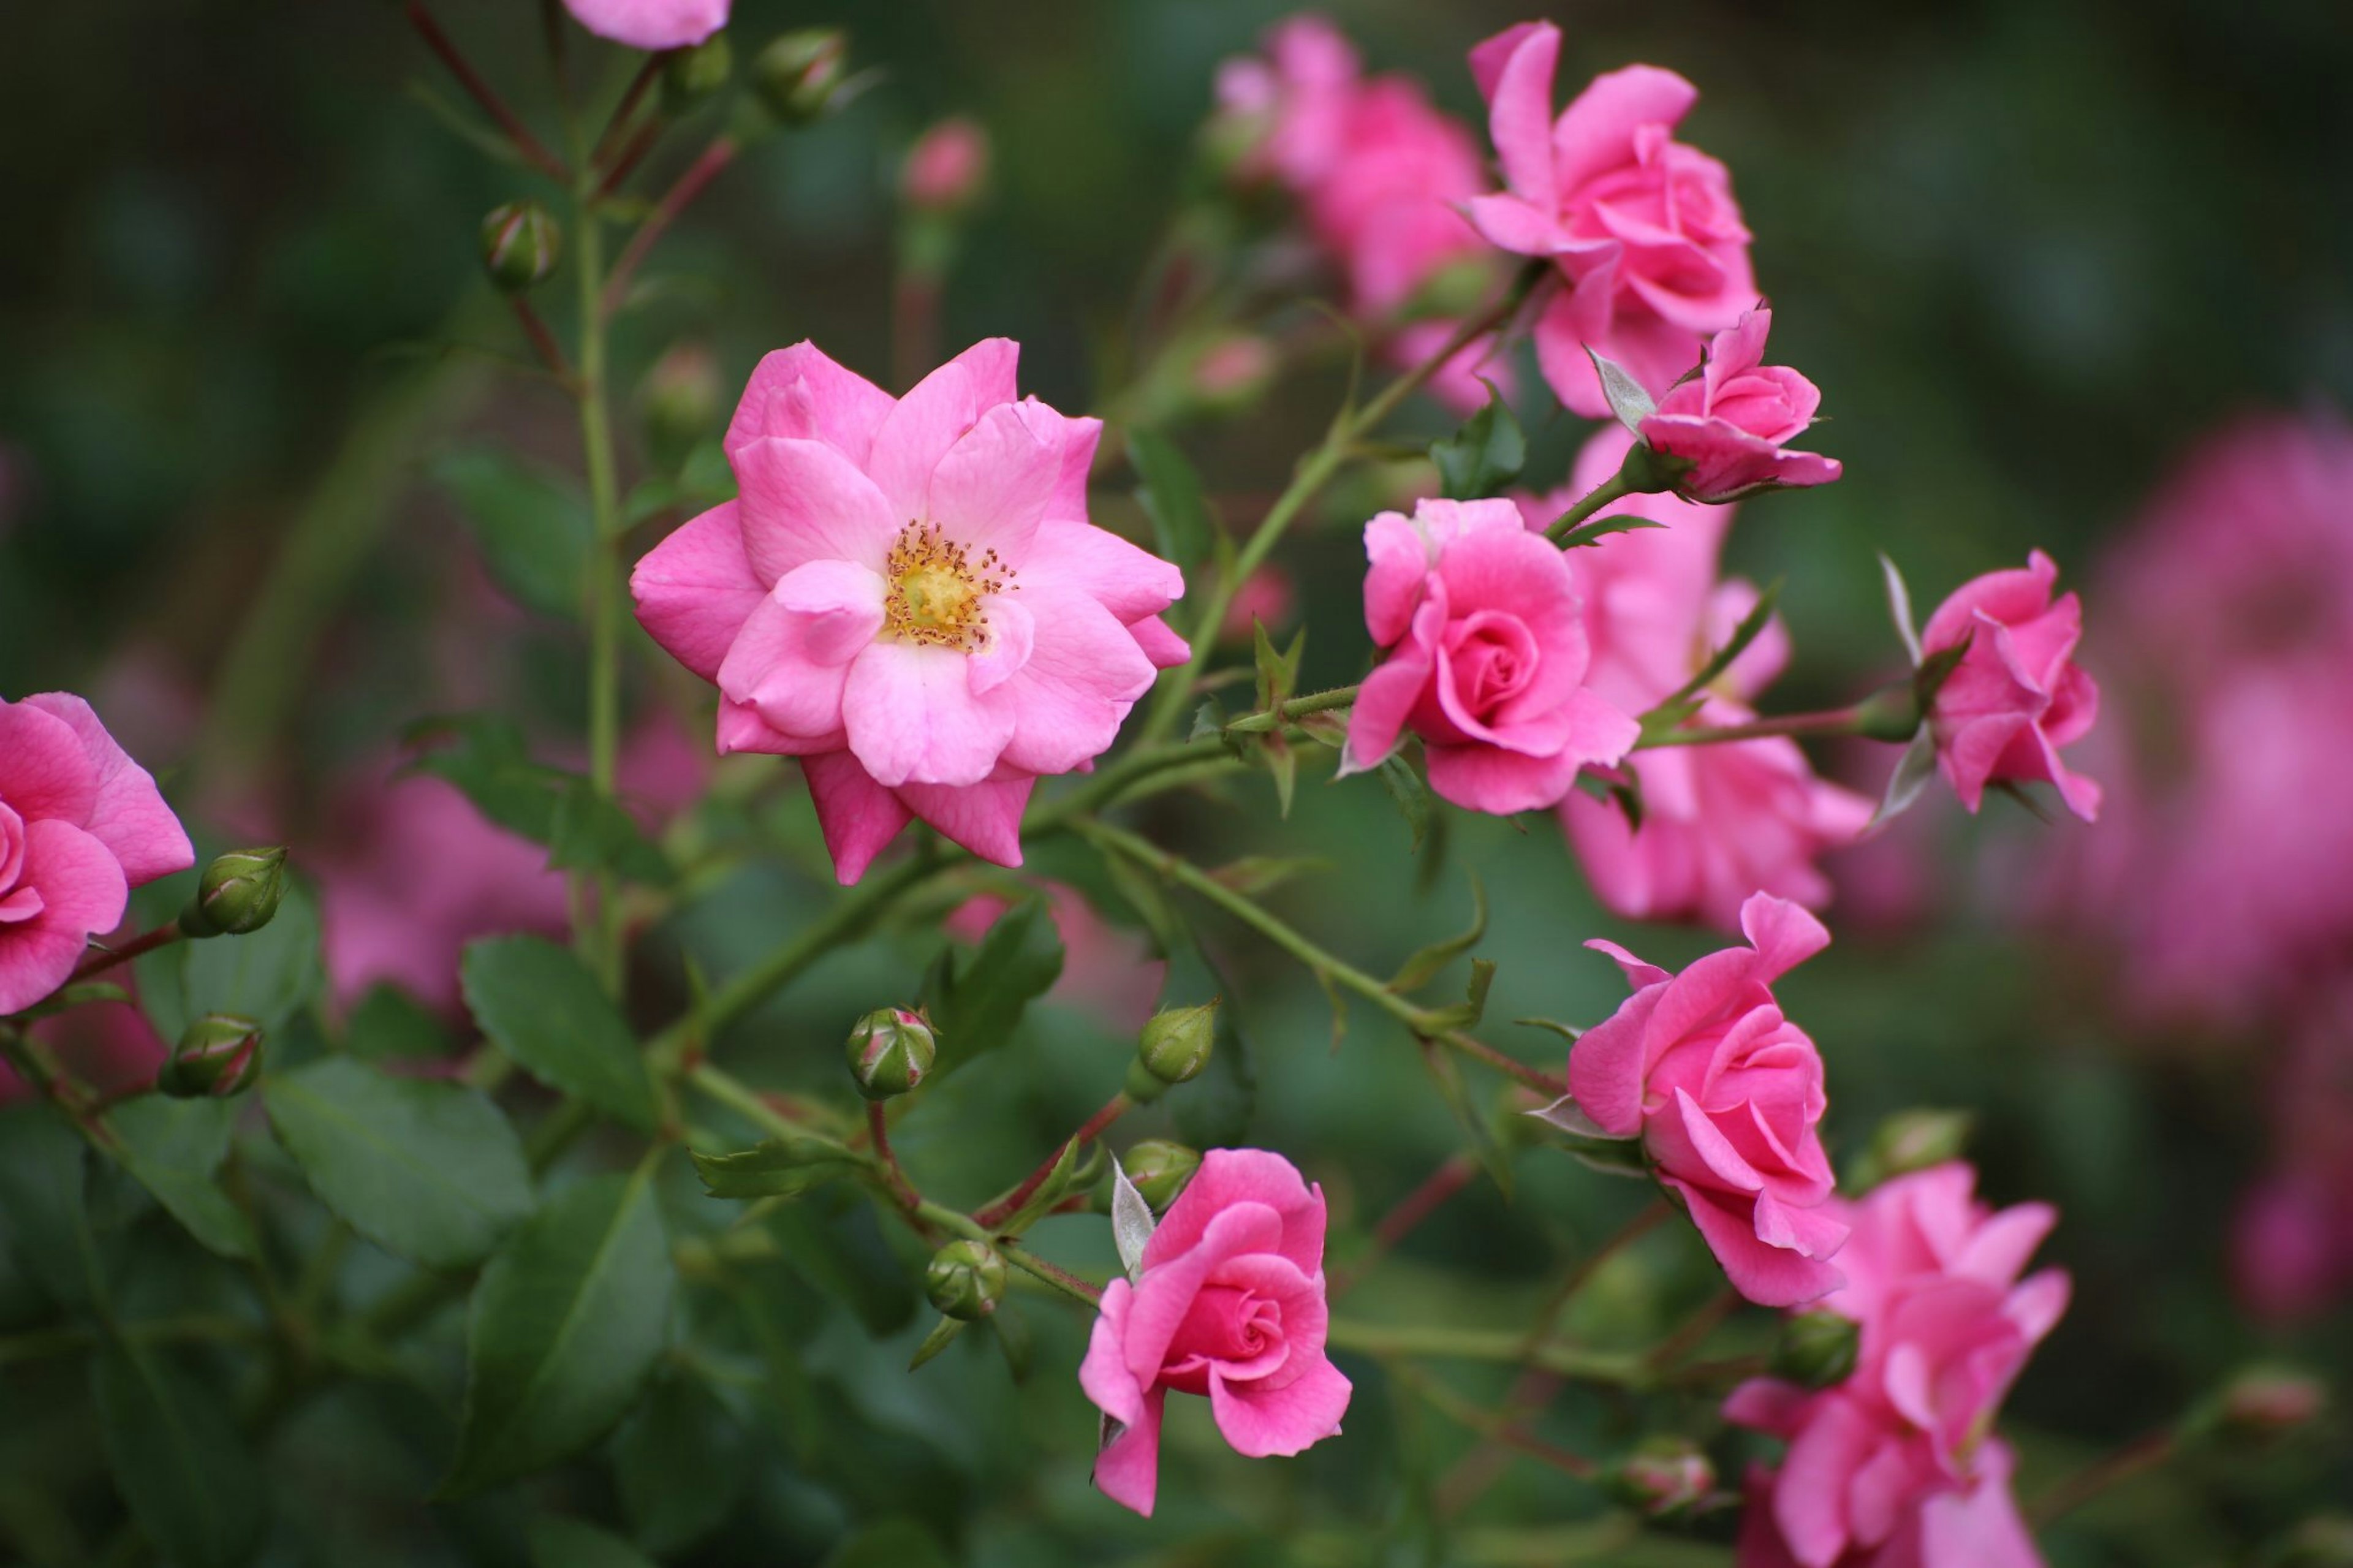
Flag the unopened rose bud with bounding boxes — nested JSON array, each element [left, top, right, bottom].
[[1190, 334, 1278, 412], [661, 31, 733, 112], [179, 846, 289, 938], [642, 343, 723, 464], [1120, 1140, 1201, 1211], [751, 28, 847, 126], [1606, 1437, 1716, 1518], [2217, 1367, 2327, 1439], [1861, 1109, 1971, 1186], [1128, 1002, 1217, 1098], [1771, 1309, 1860, 1390], [901, 117, 990, 214], [158, 1014, 262, 1099], [925, 1238, 1006, 1320], [845, 1007, 936, 1100], [479, 201, 561, 294]]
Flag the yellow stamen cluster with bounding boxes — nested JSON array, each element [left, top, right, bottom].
[[882, 521, 1013, 651]]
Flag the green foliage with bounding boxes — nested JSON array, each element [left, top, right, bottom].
[[137, 880, 322, 1043], [612, 1371, 752, 1554], [403, 715, 671, 887], [463, 936, 658, 1132], [1430, 382, 1526, 499], [528, 1515, 658, 1568], [432, 449, 593, 620], [104, 1096, 253, 1260], [1129, 427, 1215, 569], [918, 898, 1064, 1075], [93, 1341, 267, 1568], [691, 1132, 866, 1199]]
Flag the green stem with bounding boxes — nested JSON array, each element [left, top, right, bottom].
[[572, 156, 626, 993], [2026, 1427, 2181, 1527], [1540, 472, 1635, 545], [1223, 684, 1361, 735], [1632, 705, 1873, 750]]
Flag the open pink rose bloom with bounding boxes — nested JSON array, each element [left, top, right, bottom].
[[1921, 551, 2099, 822], [631, 339, 1188, 882], [1639, 308, 1843, 502], [1081, 1148, 1351, 1517], [560, 0, 727, 51]]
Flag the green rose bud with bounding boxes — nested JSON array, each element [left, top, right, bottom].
[[157, 1014, 263, 1099], [751, 28, 848, 126], [479, 200, 561, 294], [1855, 1108, 1972, 1189], [925, 1238, 1006, 1320], [1120, 1140, 1201, 1212], [1605, 1437, 1716, 1518], [661, 31, 732, 113], [2215, 1366, 2327, 1439], [845, 1007, 936, 1100], [180, 846, 289, 937], [1133, 1001, 1217, 1090], [1771, 1308, 1860, 1390]]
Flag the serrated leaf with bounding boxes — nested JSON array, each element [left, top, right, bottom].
[[907, 1314, 968, 1371], [1189, 697, 1230, 746], [1251, 620, 1303, 712], [1585, 346, 1659, 433], [1129, 428, 1214, 570], [1387, 875, 1487, 994], [463, 936, 657, 1133], [529, 1516, 659, 1568], [1879, 552, 1923, 665], [104, 1097, 254, 1260], [691, 1134, 866, 1200], [93, 1341, 265, 1568], [1870, 729, 1941, 831], [1430, 381, 1526, 500], [344, 983, 453, 1062], [548, 781, 672, 886], [433, 449, 594, 619], [612, 1372, 749, 1556], [1110, 1157, 1156, 1283], [404, 719, 667, 886], [1555, 513, 1669, 551], [1377, 751, 1433, 852], [1649, 580, 1782, 719], [920, 899, 1064, 1074], [265, 1056, 535, 1270], [442, 1165, 675, 1496]]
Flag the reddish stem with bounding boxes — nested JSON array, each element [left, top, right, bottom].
[[1333, 1151, 1477, 1297], [1439, 1029, 1566, 1098], [591, 57, 661, 170], [404, 2, 566, 181], [974, 1093, 1131, 1230], [866, 1102, 925, 1219], [596, 112, 665, 198], [893, 269, 942, 395], [601, 135, 737, 315], [509, 296, 572, 380], [70, 922, 184, 984]]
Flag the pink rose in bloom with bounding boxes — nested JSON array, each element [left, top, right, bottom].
[[2232, 983, 2353, 1320], [945, 883, 1167, 1034], [1466, 24, 1754, 417], [1344, 498, 1639, 815], [630, 340, 1188, 883], [1639, 309, 1843, 502], [561, 0, 727, 51], [1920, 552, 2100, 822], [1566, 893, 1847, 1305], [902, 118, 991, 213], [1219, 564, 1297, 645], [1080, 1148, 1351, 1517], [1726, 1163, 2070, 1567], [0, 694, 194, 1018]]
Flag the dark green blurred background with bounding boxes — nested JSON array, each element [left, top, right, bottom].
[[1, 2, 2348, 1564]]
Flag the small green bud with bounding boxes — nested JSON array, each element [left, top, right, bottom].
[[1605, 1437, 1716, 1518], [1857, 1108, 1972, 1187], [641, 343, 723, 466], [1854, 681, 1927, 743], [479, 201, 561, 294], [1771, 1309, 1860, 1390], [2215, 1366, 2326, 1440], [925, 1238, 1006, 1320], [158, 1014, 262, 1099], [1135, 1001, 1217, 1088], [751, 28, 848, 126], [180, 846, 288, 937], [845, 1007, 936, 1100], [661, 31, 732, 113], [1618, 439, 1692, 496], [1120, 1140, 1201, 1212]]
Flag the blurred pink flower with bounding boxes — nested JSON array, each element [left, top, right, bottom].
[[1345, 497, 1638, 815], [1920, 551, 2100, 822], [1726, 1163, 2069, 1567], [1219, 564, 1296, 645], [1466, 25, 1754, 417], [2233, 982, 2353, 1320], [631, 339, 1188, 884], [1080, 1148, 1350, 1517], [0, 694, 194, 1017], [1, 1000, 168, 1107], [1567, 893, 1848, 1305], [561, 0, 726, 50], [1191, 335, 1279, 406], [1640, 309, 1841, 503], [902, 118, 991, 213], [945, 883, 1165, 1034]]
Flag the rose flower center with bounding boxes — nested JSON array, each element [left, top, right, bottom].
[[882, 521, 1014, 652]]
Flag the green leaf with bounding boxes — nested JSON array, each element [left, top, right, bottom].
[[344, 984, 453, 1062], [547, 780, 673, 887], [529, 1516, 659, 1568], [824, 1520, 955, 1568], [1207, 855, 1327, 898], [907, 1314, 968, 1371], [433, 449, 594, 620], [691, 1133, 866, 1200], [404, 717, 669, 887], [764, 1199, 915, 1336], [1129, 428, 1214, 569], [442, 1165, 676, 1496], [0, 1105, 102, 1309], [140, 881, 322, 1045], [463, 936, 657, 1133], [1377, 751, 1434, 852], [1430, 381, 1526, 500], [1554, 513, 1668, 551], [104, 1097, 254, 1260], [1387, 874, 1487, 994], [265, 1056, 536, 1270], [93, 1341, 265, 1568], [1251, 621, 1303, 712], [613, 1373, 749, 1554], [920, 899, 1064, 1074]]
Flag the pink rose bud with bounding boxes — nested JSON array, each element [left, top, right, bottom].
[[902, 118, 991, 214], [1608, 1437, 1716, 1518], [751, 28, 849, 126], [1080, 1148, 1351, 1517], [560, 0, 727, 52], [158, 1014, 263, 1100], [479, 202, 562, 294], [1919, 550, 2101, 822], [2216, 1367, 2327, 1438], [844, 1007, 935, 1100], [1343, 498, 1639, 816], [1218, 564, 1295, 646], [1566, 893, 1849, 1306], [1191, 335, 1279, 409], [0, 693, 194, 1017], [1636, 309, 1843, 504]]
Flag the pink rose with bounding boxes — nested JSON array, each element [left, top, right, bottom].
[[0, 694, 193, 1018], [945, 882, 1167, 1034], [560, 0, 727, 51], [1, 999, 168, 1107], [1344, 498, 1639, 816], [1639, 309, 1842, 502], [901, 118, 991, 213], [1920, 551, 2100, 822], [630, 340, 1188, 883], [1080, 1148, 1351, 1517], [1566, 893, 1847, 1305], [1726, 1163, 2069, 1568], [1466, 25, 1754, 417]]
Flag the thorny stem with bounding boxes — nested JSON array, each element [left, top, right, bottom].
[[1222, 684, 1362, 735], [1540, 472, 1635, 545], [974, 1092, 1132, 1230], [68, 921, 186, 983], [602, 135, 738, 316], [1634, 705, 1877, 749], [403, 2, 566, 181]]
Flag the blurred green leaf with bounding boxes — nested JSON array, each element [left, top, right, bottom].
[[1387, 875, 1487, 994], [825, 1518, 953, 1568], [103, 1097, 253, 1260], [765, 1199, 915, 1336], [1377, 751, 1434, 852], [344, 984, 453, 1062], [138, 881, 322, 1044], [93, 1341, 264, 1568], [548, 780, 673, 887], [0, 1105, 101, 1309], [463, 936, 657, 1133], [528, 1515, 657, 1568], [433, 449, 593, 619], [1554, 513, 1668, 551], [692, 1134, 865, 1201], [442, 1166, 675, 1496], [613, 1372, 750, 1554], [404, 716, 670, 887], [920, 899, 1064, 1074], [1430, 382, 1525, 500], [265, 1057, 535, 1270], [1129, 428, 1213, 569]]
